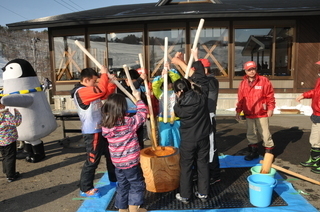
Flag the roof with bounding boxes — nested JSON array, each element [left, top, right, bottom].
[[6, 0, 320, 30]]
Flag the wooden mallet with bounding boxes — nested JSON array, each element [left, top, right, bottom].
[[260, 153, 274, 174]]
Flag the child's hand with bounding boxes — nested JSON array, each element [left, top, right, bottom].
[[296, 94, 304, 102], [161, 68, 168, 76], [108, 74, 117, 83], [132, 89, 141, 101], [171, 55, 186, 68], [164, 61, 170, 70], [174, 52, 184, 62], [140, 73, 147, 80], [171, 57, 179, 65], [100, 65, 108, 74]]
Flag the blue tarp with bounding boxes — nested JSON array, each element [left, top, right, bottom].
[[77, 155, 319, 212]]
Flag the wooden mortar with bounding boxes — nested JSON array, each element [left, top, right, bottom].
[[140, 146, 180, 193]]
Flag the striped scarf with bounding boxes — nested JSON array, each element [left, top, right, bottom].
[[0, 86, 43, 97]]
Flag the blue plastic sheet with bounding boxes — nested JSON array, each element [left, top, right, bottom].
[[77, 155, 318, 212]]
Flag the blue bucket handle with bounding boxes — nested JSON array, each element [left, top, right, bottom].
[[270, 179, 277, 188]]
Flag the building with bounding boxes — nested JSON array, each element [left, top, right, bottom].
[[6, 0, 320, 113]]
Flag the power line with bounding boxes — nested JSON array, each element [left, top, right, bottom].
[[61, 0, 80, 11], [53, 0, 76, 12], [0, 4, 29, 21], [68, 0, 85, 10]]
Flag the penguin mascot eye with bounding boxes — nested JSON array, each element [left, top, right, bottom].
[[2, 59, 37, 80]]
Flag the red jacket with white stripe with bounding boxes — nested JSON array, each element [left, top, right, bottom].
[[303, 78, 320, 116], [236, 74, 275, 119]]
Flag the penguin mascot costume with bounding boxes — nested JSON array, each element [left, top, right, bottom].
[[1, 59, 57, 163]]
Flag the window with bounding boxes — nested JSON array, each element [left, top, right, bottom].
[[275, 27, 293, 76], [191, 26, 228, 77], [234, 27, 293, 77], [54, 35, 85, 81], [107, 32, 143, 74], [89, 33, 107, 72], [148, 29, 186, 77]]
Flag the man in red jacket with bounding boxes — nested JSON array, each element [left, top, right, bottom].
[[296, 61, 320, 174], [236, 61, 275, 161]]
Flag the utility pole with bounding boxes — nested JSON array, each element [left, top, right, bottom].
[[31, 37, 41, 79], [31, 37, 41, 69]]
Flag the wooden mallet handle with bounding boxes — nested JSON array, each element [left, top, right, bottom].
[[260, 160, 320, 185], [163, 37, 168, 123], [184, 19, 205, 78], [123, 64, 138, 103], [74, 40, 136, 103], [138, 53, 158, 149]]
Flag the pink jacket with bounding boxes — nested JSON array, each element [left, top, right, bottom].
[[101, 100, 147, 169], [236, 74, 275, 119]]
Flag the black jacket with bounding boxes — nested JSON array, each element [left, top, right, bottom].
[[174, 61, 212, 142], [207, 74, 219, 114]]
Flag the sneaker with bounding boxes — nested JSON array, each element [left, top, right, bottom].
[[195, 191, 208, 202], [300, 157, 320, 167], [7, 172, 20, 182], [80, 188, 101, 198], [311, 166, 320, 174], [176, 193, 189, 204]]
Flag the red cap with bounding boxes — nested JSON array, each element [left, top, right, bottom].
[[243, 61, 257, 70], [199, 59, 210, 68], [316, 61, 320, 65]]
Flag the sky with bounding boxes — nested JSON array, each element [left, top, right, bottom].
[[0, 0, 155, 27]]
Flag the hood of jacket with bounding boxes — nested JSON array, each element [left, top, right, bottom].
[[70, 83, 85, 98]]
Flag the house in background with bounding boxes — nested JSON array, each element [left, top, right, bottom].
[[6, 0, 320, 113]]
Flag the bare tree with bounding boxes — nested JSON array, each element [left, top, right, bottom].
[[0, 26, 51, 82]]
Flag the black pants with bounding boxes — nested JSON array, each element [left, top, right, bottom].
[[0, 142, 17, 178], [179, 136, 210, 199], [80, 133, 116, 192]]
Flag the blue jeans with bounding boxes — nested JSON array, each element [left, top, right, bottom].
[[115, 164, 146, 209]]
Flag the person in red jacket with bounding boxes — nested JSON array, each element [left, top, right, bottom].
[[296, 61, 320, 174], [235, 61, 275, 161]]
